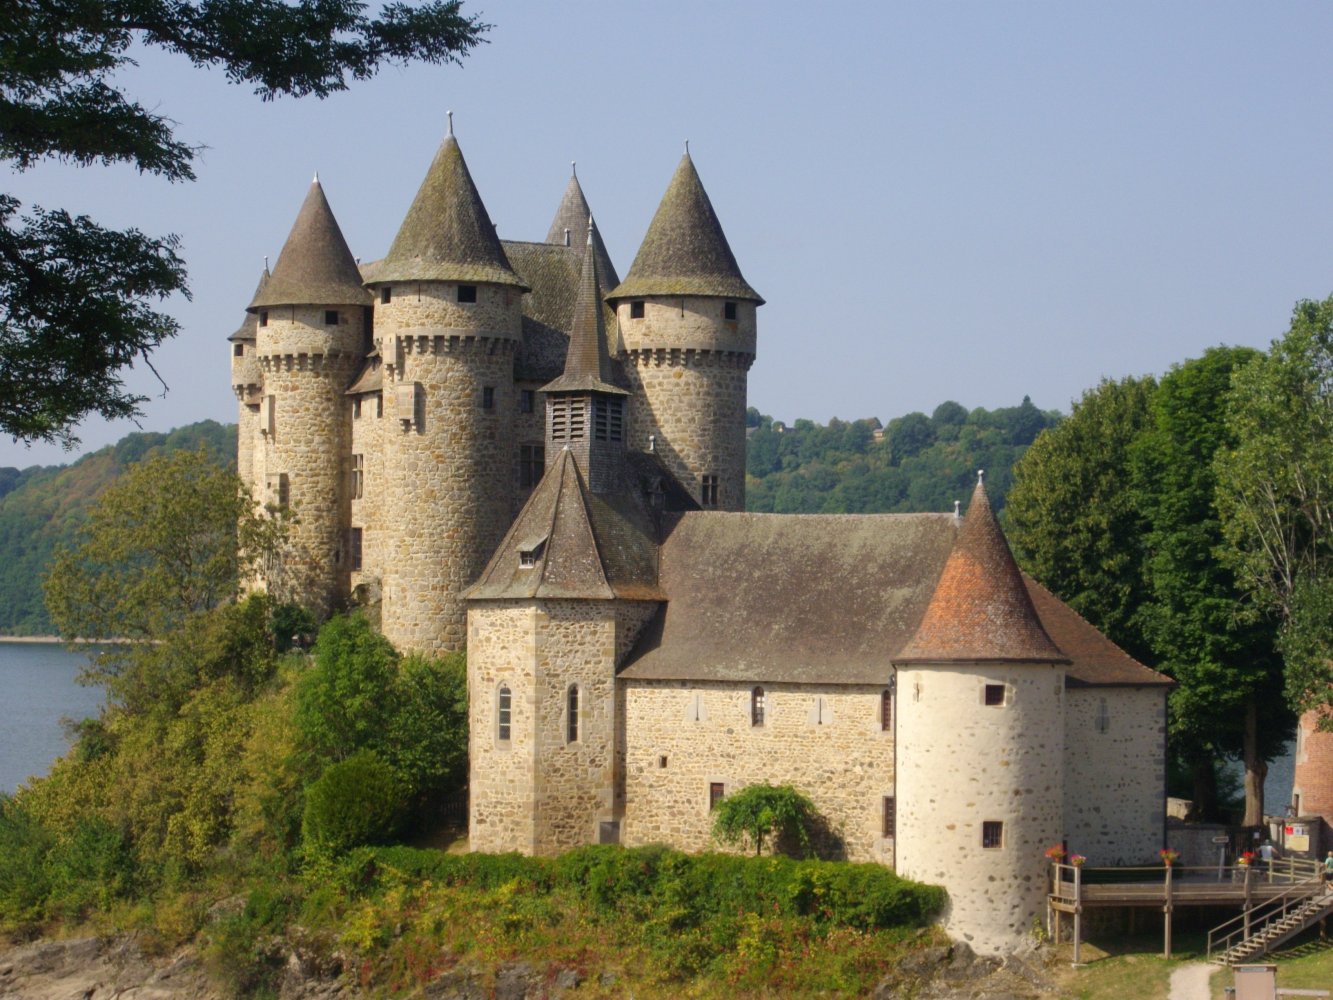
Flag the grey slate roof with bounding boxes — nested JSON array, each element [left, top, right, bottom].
[[608, 153, 763, 304], [249, 181, 371, 310], [229, 272, 268, 341], [467, 448, 663, 601], [372, 133, 526, 289], [545, 172, 621, 289], [542, 224, 628, 396]]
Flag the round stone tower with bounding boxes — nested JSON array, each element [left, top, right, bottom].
[[368, 124, 525, 654], [606, 151, 762, 511], [229, 272, 266, 495], [894, 474, 1070, 955], [249, 179, 371, 616]]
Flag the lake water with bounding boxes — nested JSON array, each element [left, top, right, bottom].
[[0, 640, 1299, 807], [0, 642, 104, 794]]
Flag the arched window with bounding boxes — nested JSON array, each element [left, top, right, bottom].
[[751, 686, 766, 726], [497, 685, 512, 742], [567, 685, 580, 743], [880, 688, 893, 731]]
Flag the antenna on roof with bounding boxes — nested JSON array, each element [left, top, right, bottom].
[[571, 160, 577, 178], [447, 110, 454, 136]]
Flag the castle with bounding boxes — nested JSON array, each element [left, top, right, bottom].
[[230, 124, 1180, 953]]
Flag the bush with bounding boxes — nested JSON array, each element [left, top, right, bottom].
[[301, 751, 403, 855]]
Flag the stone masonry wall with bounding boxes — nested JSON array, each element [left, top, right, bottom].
[[375, 283, 520, 653], [895, 664, 1065, 955], [1063, 687, 1166, 865], [255, 305, 363, 615], [349, 386, 385, 602], [616, 297, 754, 512], [621, 681, 896, 863]]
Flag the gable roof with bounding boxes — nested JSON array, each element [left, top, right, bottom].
[[467, 448, 663, 601], [607, 153, 763, 304], [546, 170, 621, 290], [897, 476, 1068, 665], [248, 181, 371, 310], [372, 132, 526, 289], [1025, 576, 1170, 687]]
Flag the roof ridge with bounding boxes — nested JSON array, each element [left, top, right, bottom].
[[249, 181, 370, 310]]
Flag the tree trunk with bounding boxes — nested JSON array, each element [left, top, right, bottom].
[[1242, 696, 1267, 827], [1191, 757, 1220, 822]]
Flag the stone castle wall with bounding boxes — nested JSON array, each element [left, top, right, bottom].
[[348, 384, 386, 602], [254, 305, 363, 614], [616, 298, 754, 511], [1063, 687, 1166, 865], [375, 283, 521, 653], [621, 680, 896, 862], [895, 664, 1065, 955]]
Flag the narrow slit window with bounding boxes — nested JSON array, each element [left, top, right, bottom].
[[567, 685, 580, 743], [751, 687, 765, 727], [982, 821, 1003, 849], [882, 796, 896, 837], [701, 474, 719, 507], [520, 389, 535, 413], [497, 685, 511, 742], [880, 688, 893, 731], [482, 386, 495, 410], [709, 782, 725, 811], [349, 527, 363, 570]]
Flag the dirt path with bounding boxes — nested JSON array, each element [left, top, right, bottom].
[[1168, 962, 1216, 1000]]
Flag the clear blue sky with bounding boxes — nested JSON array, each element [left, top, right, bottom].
[[6, 1, 1333, 467]]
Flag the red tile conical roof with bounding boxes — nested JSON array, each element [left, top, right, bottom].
[[896, 474, 1068, 664]]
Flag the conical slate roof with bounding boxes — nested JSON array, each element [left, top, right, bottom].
[[546, 169, 620, 289], [896, 474, 1068, 664], [542, 223, 627, 396], [230, 272, 268, 341], [373, 132, 525, 288], [608, 152, 763, 304], [467, 448, 663, 601], [249, 181, 371, 310]]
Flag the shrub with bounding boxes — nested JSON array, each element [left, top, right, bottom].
[[301, 751, 403, 855]]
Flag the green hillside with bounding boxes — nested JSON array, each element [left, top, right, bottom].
[[0, 421, 235, 635]]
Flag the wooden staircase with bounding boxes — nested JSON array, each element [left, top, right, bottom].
[[1208, 876, 1333, 965]]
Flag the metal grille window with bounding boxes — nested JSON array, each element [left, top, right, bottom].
[[982, 821, 1003, 849], [701, 474, 719, 507], [751, 687, 765, 727], [567, 685, 580, 743], [883, 796, 896, 837], [497, 685, 511, 741], [349, 527, 363, 570]]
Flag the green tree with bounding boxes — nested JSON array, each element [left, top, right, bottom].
[[1005, 376, 1158, 663], [1216, 296, 1333, 721], [711, 783, 817, 857], [1131, 347, 1289, 824], [1, 0, 488, 446]]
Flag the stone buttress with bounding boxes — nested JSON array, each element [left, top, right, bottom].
[[247, 180, 371, 615], [894, 475, 1070, 955], [607, 152, 761, 512], [368, 127, 525, 653]]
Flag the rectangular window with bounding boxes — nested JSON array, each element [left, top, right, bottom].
[[724, 301, 738, 321], [982, 821, 1003, 849], [630, 301, 645, 319], [880, 689, 893, 731], [271, 473, 289, 509], [519, 444, 545, 490], [349, 527, 363, 570], [457, 284, 477, 303], [709, 782, 725, 811], [498, 686, 511, 742], [259, 311, 268, 327], [233, 342, 244, 357], [482, 386, 495, 410], [593, 397, 624, 441], [350, 453, 364, 499], [520, 389, 535, 414], [353, 397, 362, 419], [566, 686, 579, 743], [984, 684, 1005, 707], [380, 287, 392, 304], [882, 796, 896, 838], [324, 309, 339, 326], [376, 394, 383, 418], [701, 474, 719, 508]]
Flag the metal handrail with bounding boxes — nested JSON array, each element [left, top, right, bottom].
[[1206, 870, 1327, 959]]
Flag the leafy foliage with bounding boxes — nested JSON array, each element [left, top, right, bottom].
[[0, 0, 488, 445], [711, 783, 818, 857], [301, 750, 403, 855]]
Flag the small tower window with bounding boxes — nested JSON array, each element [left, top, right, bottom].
[[630, 301, 645, 319], [880, 688, 893, 731], [566, 685, 580, 743], [350, 453, 364, 499], [324, 309, 339, 326], [497, 685, 511, 742], [709, 782, 725, 811], [349, 527, 363, 570], [258, 311, 268, 327], [353, 397, 362, 419], [984, 684, 1005, 707], [482, 386, 495, 410], [751, 687, 765, 727], [723, 301, 738, 321], [267, 472, 290, 509], [232, 342, 244, 357], [518, 538, 545, 569], [457, 284, 477, 303], [380, 287, 391, 304], [882, 796, 896, 837], [982, 821, 1004, 849], [519, 444, 545, 490], [701, 475, 719, 507], [520, 389, 535, 414]]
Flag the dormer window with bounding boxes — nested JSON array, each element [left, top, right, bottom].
[[457, 285, 477, 303], [630, 301, 645, 319], [518, 537, 547, 569], [724, 301, 737, 321]]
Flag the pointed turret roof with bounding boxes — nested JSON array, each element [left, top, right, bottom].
[[230, 272, 268, 340], [542, 222, 628, 396], [467, 448, 663, 601], [546, 167, 620, 289], [608, 152, 763, 304], [373, 130, 525, 288], [248, 181, 371, 310], [896, 474, 1068, 664]]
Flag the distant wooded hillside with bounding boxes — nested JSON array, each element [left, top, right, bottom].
[[0, 422, 235, 635], [746, 397, 1060, 515]]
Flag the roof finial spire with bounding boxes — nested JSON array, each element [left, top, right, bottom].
[[563, 227, 571, 247], [263, 255, 269, 275], [312, 171, 319, 184], [447, 110, 454, 136], [586, 213, 594, 246], [954, 499, 961, 518], [684, 138, 690, 156], [977, 469, 985, 486], [571, 160, 577, 178]]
